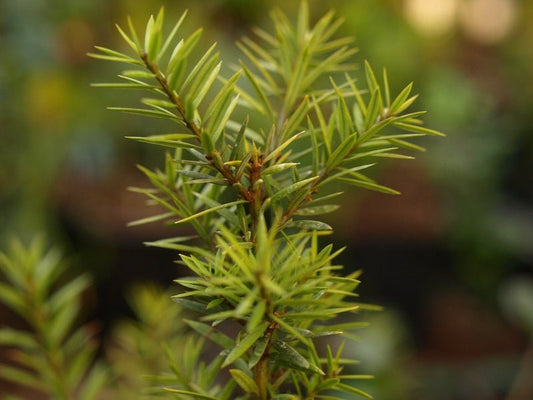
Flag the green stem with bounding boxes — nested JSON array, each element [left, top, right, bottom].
[[254, 356, 269, 400], [251, 258, 276, 399], [30, 296, 73, 399], [253, 319, 276, 400]]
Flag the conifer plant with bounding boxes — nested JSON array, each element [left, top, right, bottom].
[[89, 2, 440, 399], [0, 238, 108, 400]]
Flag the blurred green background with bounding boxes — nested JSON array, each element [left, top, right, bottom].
[[1, 0, 532, 398]]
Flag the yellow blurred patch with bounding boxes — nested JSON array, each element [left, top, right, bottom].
[[25, 73, 69, 130]]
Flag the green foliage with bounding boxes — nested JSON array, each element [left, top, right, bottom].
[[0, 2, 442, 399], [88, 2, 442, 399], [105, 285, 188, 399], [0, 237, 107, 400]]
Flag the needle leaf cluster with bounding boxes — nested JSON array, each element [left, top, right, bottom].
[[0, 238, 107, 400]]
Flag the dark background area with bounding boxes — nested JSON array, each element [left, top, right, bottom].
[[1, 0, 532, 398]]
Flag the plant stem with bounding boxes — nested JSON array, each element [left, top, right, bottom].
[[251, 256, 276, 399], [253, 320, 277, 400], [141, 54, 259, 230], [277, 140, 366, 228], [254, 356, 269, 400], [30, 294, 73, 399], [141, 53, 202, 139]]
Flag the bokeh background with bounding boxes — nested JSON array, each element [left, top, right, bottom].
[[1, 0, 532, 398]]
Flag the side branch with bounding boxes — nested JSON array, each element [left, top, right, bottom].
[[141, 53, 256, 211]]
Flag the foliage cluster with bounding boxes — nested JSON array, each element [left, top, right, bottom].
[[0, 238, 107, 400], [0, 2, 441, 399]]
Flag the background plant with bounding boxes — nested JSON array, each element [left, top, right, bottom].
[[87, 2, 442, 398], [0, 237, 107, 400], [105, 284, 188, 399], [0, 238, 191, 400]]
